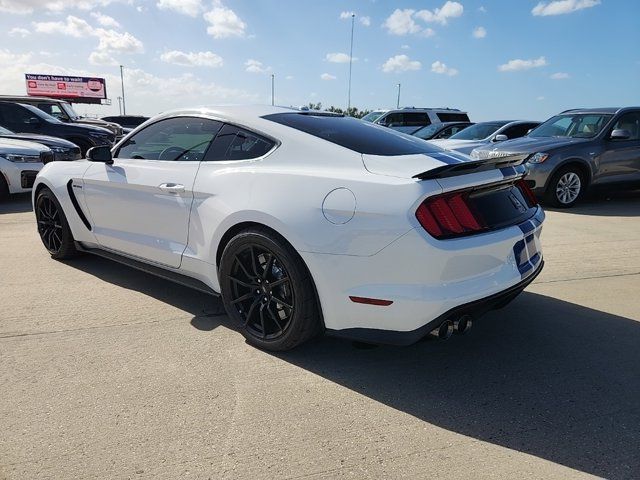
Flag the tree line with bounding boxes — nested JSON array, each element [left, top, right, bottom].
[[305, 103, 372, 119]]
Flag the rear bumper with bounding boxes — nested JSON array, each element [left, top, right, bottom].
[[327, 260, 543, 345]]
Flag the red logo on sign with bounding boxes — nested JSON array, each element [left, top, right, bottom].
[[28, 81, 37, 88], [57, 83, 66, 90]]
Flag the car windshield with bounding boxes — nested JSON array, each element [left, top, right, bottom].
[[412, 124, 441, 139], [361, 111, 385, 122], [0, 126, 13, 134], [61, 102, 80, 120], [528, 113, 613, 138], [22, 103, 62, 123], [449, 122, 507, 140]]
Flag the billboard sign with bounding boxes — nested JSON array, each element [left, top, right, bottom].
[[25, 74, 107, 102]]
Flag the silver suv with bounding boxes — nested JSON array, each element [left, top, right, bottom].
[[471, 107, 640, 207], [362, 107, 470, 134]]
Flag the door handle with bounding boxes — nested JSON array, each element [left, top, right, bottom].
[[158, 183, 185, 193]]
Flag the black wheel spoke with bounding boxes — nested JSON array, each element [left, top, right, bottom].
[[268, 277, 290, 288], [228, 275, 253, 288], [272, 296, 293, 310], [259, 307, 267, 338], [249, 246, 260, 277], [234, 255, 253, 281], [266, 304, 284, 334], [230, 292, 254, 305], [262, 253, 274, 280], [243, 297, 261, 327]]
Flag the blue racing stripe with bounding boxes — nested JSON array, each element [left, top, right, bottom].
[[428, 151, 471, 165]]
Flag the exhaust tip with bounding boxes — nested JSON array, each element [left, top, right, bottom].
[[454, 315, 473, 335], [430, 319, 454, 340]]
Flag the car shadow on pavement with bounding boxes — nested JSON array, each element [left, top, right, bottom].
[[0, 193, 32, 214], [545, 188, 640, 217], [62, 255, 228, 330], [274, 292, 640, 480]]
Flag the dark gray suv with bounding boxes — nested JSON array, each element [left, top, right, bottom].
[[470, 107, 640, 207]]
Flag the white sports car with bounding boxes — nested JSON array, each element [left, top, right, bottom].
[[32, 106, 544, 351]]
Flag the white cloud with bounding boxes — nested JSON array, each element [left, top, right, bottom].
[[320, 73, 336, 80], [414, 1, 464, 25], [478, 6, 487, 13], [431, 60, 458, 76], [382, 54, 421, 73], [96, 29, 143, 53], [532, 0, 600, 16], [8, 27, 30, 37], [285, 75, 294, 80], [422, 28, 436, 37], [33, 15, 143, 54], [339, 11, 354, 19], [33, 15, 93, 37], [359, 16, 371, 26], [0, 0, 124, 14], [89, 51, 118, 66], [383, 9, 421, 35], [204, 3, 247, 38], [472, 26, 487, 38], [0, 49, 32, 64], [537, 96, 545, 101], [157, 0, 203, 17], [401, 44, 410, 50], [498, 56, 547, 72], [245, 59, 270, 74], [325, 52, 356, 63], [161, 50, 223, 68], [90, 12, 120, 28], [550, 72, 570, 79]]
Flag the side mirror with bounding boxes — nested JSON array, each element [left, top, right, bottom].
[[494, 134, 508, 142], [86, 146, 113, 164], [610, 129, 631, 140]]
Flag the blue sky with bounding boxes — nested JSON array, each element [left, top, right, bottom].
[[1, 0, 638, 121]]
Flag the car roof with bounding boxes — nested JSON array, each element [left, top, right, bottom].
[[0, 95, 66, 103], [559, 107, 640, 115]]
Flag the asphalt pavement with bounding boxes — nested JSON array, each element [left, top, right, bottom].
[[1, 190, 639, 480]]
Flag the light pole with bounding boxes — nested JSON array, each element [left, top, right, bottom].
[[347, 13, 355, 112], [271, 74, 275, 106], [117, 96, 122, 115], [119, 65, 126, 115], [396, 83, 401, 109]]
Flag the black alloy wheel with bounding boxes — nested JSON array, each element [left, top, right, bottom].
[[35, 188, 78, 259], [219, 228, 321, 351]]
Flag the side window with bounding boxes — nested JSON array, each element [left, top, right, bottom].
[[0, 104, 32, 127], [611, 112, 640, 140], [402, 112, 430, 126], [204, 124, 275, 161], [115, 117, 222, 161], [382, 113, 402, 126], [38, 103, 65, 120], [437, 112, 470, 122], [502, 124, 531, 139]]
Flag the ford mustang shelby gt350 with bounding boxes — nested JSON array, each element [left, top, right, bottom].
[[32, 106, 544, 351]]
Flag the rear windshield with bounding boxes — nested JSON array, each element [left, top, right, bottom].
[[437, 112, 470, 122], [262, 113, 441, 156]]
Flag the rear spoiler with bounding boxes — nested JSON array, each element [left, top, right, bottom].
[[413, 153, 529, 180]]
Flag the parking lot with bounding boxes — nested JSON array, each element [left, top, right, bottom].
[[1, 191, 639, 479]]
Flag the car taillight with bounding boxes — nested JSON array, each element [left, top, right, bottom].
[[515, 179, 538, 207], [415, 180, 538, 240], [416, 191, 484, 239]]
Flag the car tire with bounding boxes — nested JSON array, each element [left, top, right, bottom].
[[544, 166, 585, 208], [0, 174, 9, 201], [219, 227, 322, 351], [35, 187, 78, 259]]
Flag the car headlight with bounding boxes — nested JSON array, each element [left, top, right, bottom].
[[2, 154, 42, 163], [527, 152, 549, 164]]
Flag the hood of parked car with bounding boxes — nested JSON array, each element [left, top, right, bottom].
[[0, 137, 50, 154], [0, 133, 78, 149], [429, 139, 489, 155], [472, 136, 590, 157], [76, 117, 122, 136]]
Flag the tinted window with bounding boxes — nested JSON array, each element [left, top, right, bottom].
[[611, 112, 640, 140], [413, 123, 441, 139], [263, 113, 443, 156], [204, 124, 275, 161], [0, 103, 37, 129], [37, 103, 67, 120], [115, 117, 222, 161], [501, 123, 538, 139], [437, 112, 470, 122], [449, 122, 508, 140]]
